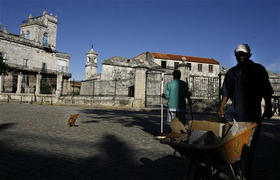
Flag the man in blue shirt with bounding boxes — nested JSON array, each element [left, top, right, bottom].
[[161, 70, 192, 125]]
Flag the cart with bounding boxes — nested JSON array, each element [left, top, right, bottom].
[[160, 122, 257, 180]]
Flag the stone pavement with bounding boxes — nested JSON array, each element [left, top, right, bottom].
[[0, 103, 279, 180]]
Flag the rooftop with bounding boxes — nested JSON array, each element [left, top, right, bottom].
[[134, 52, 220, 65]]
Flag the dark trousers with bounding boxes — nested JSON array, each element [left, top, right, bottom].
[[241, 122, 262, 179]]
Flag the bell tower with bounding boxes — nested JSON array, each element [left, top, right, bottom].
[[20, 10, 58, 50], [85, 45, 98, 80]]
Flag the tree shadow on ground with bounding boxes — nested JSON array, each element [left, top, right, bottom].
[[78, 109, 280, 180], [79, 109, 217, 136], [79, 109, 170, 135], [0, 122, 16, 131], [0, 131, 187, 180]]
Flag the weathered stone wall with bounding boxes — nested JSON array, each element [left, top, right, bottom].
[[20, 12, 58, 49], [94, 80, 116, 96], [101, 64, 135, 81], [0, 36, 69, 72], [57, 95, 134, 108], [0, 92, 221, 112], [0, 93, 55, 104], [80, 79, 134, 97], [270, 77, 280, 96], [80, 80, 94, 95]]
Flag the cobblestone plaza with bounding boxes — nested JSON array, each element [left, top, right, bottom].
[[0, 103, 279, 179]]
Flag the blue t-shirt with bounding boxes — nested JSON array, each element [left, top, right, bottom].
[[164, 79, 188, 109]]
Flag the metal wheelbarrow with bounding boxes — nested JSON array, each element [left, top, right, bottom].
[[160, 121, 257, 180]]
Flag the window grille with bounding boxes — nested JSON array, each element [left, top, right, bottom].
[[198, 64, 202, 72]]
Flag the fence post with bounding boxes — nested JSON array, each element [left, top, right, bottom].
[[56, 73, 63, 97], [35, 72, 41, 95], [72, 79, 74, 96], [0, 73, 4, 93], [16, 72, 23, 94], [161, 73, 164, 134], [134, 67, 147, 108]]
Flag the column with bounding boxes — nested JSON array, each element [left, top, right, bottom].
[[35, 72, 42, 95], [56, 73, 63, 97], [178, 63, 190, 83], [16, 72, 23, 94], [219, 66, 227, 101], [0, 73, 4, 92], [133, 67, 147, 108]]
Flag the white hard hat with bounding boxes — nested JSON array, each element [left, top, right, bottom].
[[234, 44, 251, 54]]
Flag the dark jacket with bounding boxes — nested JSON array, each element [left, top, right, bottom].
[[222, 60, 273, 122]]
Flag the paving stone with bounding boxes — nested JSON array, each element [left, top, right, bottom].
[[0, 103, 279, 179]]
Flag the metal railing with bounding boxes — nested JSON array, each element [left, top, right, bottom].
[[189, 75, 219, 99], [6, 62, 71, 77]]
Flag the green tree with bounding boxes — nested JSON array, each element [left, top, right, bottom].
[[40, 80, 52, 94], [0, 55, 8, 74]]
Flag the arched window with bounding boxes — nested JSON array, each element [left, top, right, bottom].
[[43, 33, 48, 47], [26, 31, 30, 39]]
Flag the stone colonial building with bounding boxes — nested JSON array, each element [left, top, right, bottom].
[[0, 11, 71, 95], [80, 49, 221, 108], [134, 52, 220, 77]]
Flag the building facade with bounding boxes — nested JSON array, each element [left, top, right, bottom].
[[134, 52, 220, 77], [0, 11, 71, 95], [80, 50, 221, 108]]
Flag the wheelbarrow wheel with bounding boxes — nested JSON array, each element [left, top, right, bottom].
[[236, 166, 245, 180], [193, 166, 211, 180]]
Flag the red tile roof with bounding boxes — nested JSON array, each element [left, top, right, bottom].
[[134, 52, 220, 65], [151, 52, 220, 65]]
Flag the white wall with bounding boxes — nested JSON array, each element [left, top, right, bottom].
[[0, 37, 69, 72], [153, 58, 220, 76]]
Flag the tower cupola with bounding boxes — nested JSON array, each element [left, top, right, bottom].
[[85, 45, 98, 80]]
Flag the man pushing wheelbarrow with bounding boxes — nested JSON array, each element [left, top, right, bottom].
[[160, 44, 274, 180], [219, 44, 274, 179]]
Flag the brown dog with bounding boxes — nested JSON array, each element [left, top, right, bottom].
[[68, 114, 79, 127]]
